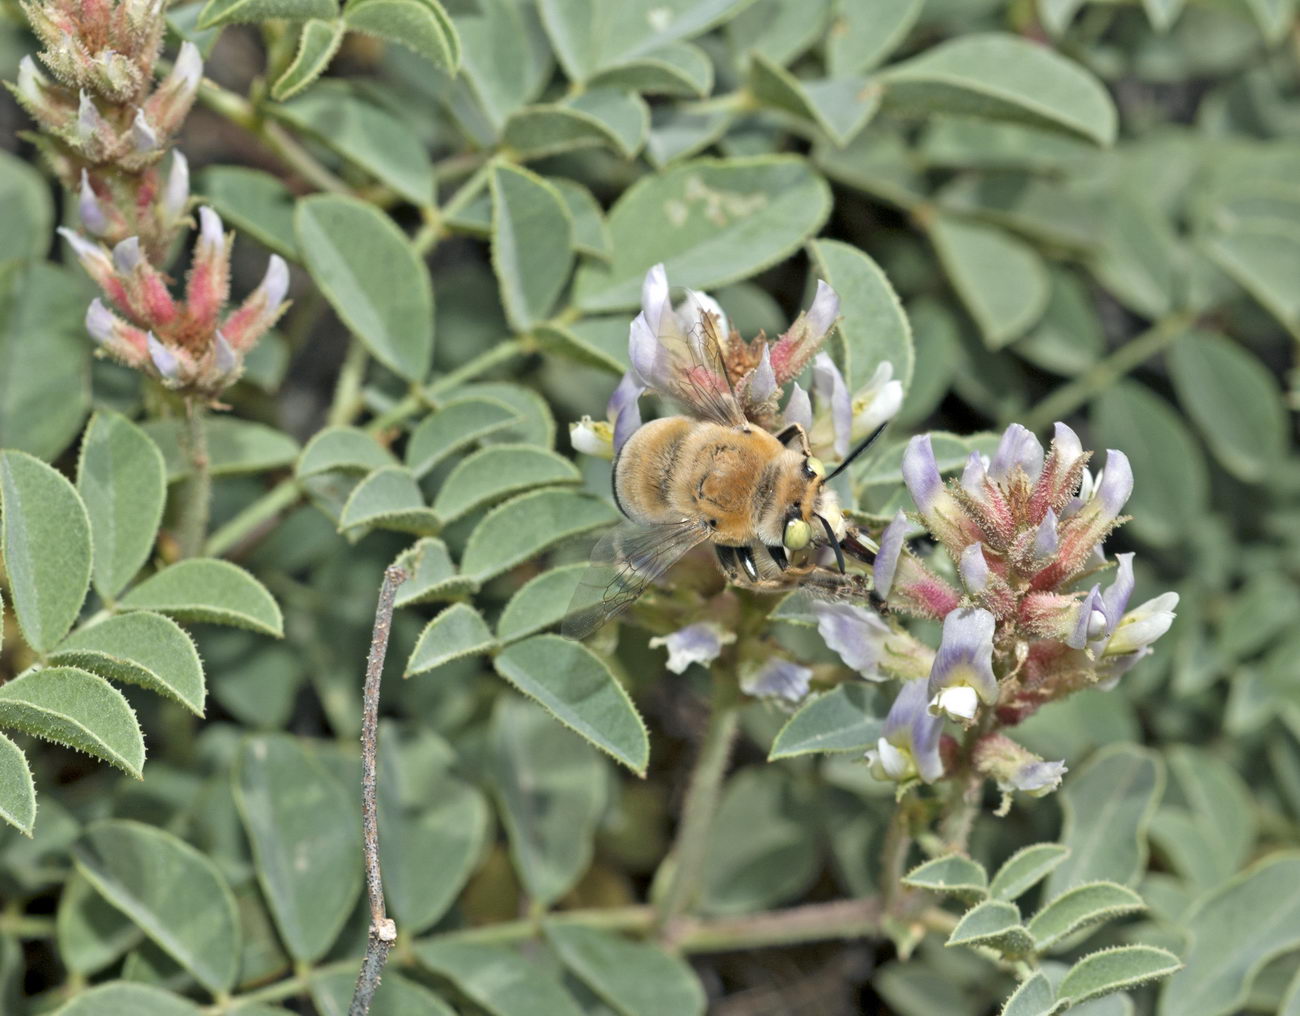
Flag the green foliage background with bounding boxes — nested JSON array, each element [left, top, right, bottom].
[[0, 0, 1298, 1013]]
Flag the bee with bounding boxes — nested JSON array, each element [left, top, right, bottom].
[[563, 312, 883, 640]]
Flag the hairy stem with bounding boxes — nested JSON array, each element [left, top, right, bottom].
[[329, 338, 370, 427], [881, 804, 912, 910], [177, 398, 211, 559], [1020, 313, 1193, 432], [348, 563, 408, 1016], [655, 678, 741, 928]]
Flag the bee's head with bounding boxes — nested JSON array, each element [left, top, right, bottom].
[[780, 454, 842, 553]]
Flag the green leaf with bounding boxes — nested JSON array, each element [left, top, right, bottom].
[[701, 767, 819, 915], [0, 668, 143, 777], [1242, 0, 1294, 41], [432, 445, 580, 523], [587, 43, 713, 97], [573, 156, 832, 312], [999, 972, 1055, 1016], [1062, 946, 1181, 1007], [344, 0, 459, 70], [928, 215, 1049, 349], [1143, 0, 1187, 31], [0, 150, 53, 261], [1046, 745, 1164, 898], [394, 538, 475, 607], [414, 940, 584, 1016], [380, 767, 488, 933], [727, 0, 831, 67], [270, 19, 345, 101], [273, 82, 434, 206], [297, 426, 396, 478], [457, 382, 556, 448], [296, 194, 434, 382], [748, 53, 879, 145], [51, 612, 206, 716], [0, 450, 91, 653], [768, 684, 883, 759], [198, 0, 336, 28], [142, 417, 300, 481], [1014, 269, 1105, 377], [0, 733, 35, 836], [855, 430, 998, 487], [339, 466, 439, 535], [405, 397, 520, 478], [0, 262, 91, 462], [487, 695, 607, 905], [550, 178, 612, 260], [496, 564, 593, 643], [460, 489, 618, 583], [1028, 882, 1146, 951], [311, 969, 457, 1016], [946, 899, 1035, 956], [1091, 193, 1181, 320], [73, 820, 240, 994], [407, 604, 497, 675], [825, 0, 922, 75], [52, 983, 202, 1016], [989, 843, 1071, 901], [646, 109, 732, 168], [76, 412, 166, 601], [489, 164, 575, 331], [57, 870, 144, 975], [495, 635, 648, 775], [809, 238, 913, 391], [199, 166, 300, 261], [120, 559, 284, 637], [1090, 382, 1208, 548], [1203, 223, 1300, 337], [903, 854, 989, 904], [545, 923, 706, 1016], [234, 735, 362, 962], [1152, 746, 1255, 892], [503, 90, 650, 160], [1167, 331, 1287, 483], [880, 33, 1117, 146]]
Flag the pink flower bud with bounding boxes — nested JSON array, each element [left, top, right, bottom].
[[58, 227, 115, 289], [78, 170, 110, 235]]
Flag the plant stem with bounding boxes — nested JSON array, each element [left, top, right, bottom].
[[669, 896, 883, 952], [655, 677, 741, 928], [1020, 313, 1193, 432], [881, 804, 912, 910], [177, 397, 211, 559], [329, 338, 370, 427], [349, 563, 408, 1016], [203, 476, 301, 558]]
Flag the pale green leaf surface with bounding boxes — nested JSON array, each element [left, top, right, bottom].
[[198, 0, 335, 28], [768, 684, 883, 759], [120, 559, 283, 637], [490, 164, 575, 330], [0, 667, 143, 778], [407, 604, 496, 675], [57, 870, 144, 975], [344, 0, 459, 70], [311, 969, 457, 1016], [51, 612, 205, 716], [432, 445, 580, 523], [142, 418, 299, 481], [903, 854, 988, 901], [587, 42, 713, 97], [296, 194, 434, 382], [297, 426, 396, 478], [503, 90, 650, 159], [727, 0, 832, 66], [0, 732, 35, 836], [198, 167, 299, 260], [414, 940, 584, 1016], [394, 538, 475, 607], [549, 178, 612, 260], [495, 635, 648, 774], [0, 150, 54, 261], [405, 397, 520, 478], [825, 0, 921, 75], [990, 844, 1071, 901], [234, 735, 362, 961], [545, 922, 706, 1016], [72, 820, 240, 993], [339, 467, 439, 535], [76, 412, 166, 601], [52, 983, 202, 1015], [946, 899, 1034, 954], [999, 972, 1055, 1016], [459, 489, 618, 583], [1063, 946, 1181, 1007], [574, 157, 832, 311], [1028, 882, 1146, 951], [495, 564, 598, 643], [270, 18, 345, 101]]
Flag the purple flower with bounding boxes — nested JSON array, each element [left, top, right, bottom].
[[783, 382, 813, 432], [1106, 591, 1178, 656], [78, 170, 109, 235], [1098, 553, 1135, 638], [741, 659, 812, 703], [1033, 508, 1059, 558], [961, 450, 989, 498], [1051, 421, 1084, 471], [874, 510, 909, 599], [1003, 759, 1067, 797], [649, 621, 735, 674], [867, 678, 944, 784], [812, 601, 891, 679], [989, 423, 1044, 483], [927, 608, 997, 722], [902, 434, 942, 515], [147, 332, 180, 383], [1095, 449, 1134, 520], [811, 353, 851, 459], [746, 344, 776, 404], [1067, 584, 1105, 650], [607, 371, 644, 454], [959, 542, 989, 593], [806, 280, 840, 340]]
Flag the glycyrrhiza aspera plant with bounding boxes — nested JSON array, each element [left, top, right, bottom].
[[1, 0, 1294, 1013]]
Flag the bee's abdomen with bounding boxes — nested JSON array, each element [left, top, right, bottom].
[[613, 417, 694, 525]]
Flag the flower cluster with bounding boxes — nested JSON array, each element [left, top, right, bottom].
[[569, 264, 903, 461], [821, 423, 1177, 801], [11, 0, 290, 399], [10, 0, 200, 259]]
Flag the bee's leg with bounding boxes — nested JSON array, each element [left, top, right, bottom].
[[735, 545, 760, 582], [715, 544, 740, 581], [766, 544, 789, 570], [841, 526, 877, 566]]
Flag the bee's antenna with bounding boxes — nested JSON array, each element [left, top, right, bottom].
[[815, 514, 846, 574], [824, 421, 889, 483]]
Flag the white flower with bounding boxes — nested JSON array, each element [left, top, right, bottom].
[[849, 361, 903, 442], [569, 416, 613, 459]]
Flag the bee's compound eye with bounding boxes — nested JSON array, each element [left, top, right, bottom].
[[806, 457, 826, 478], [784, 518, 812, 550]]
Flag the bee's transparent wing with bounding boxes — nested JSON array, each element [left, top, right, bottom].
[[562, 519, 711, 640], [642, 305, 748, 428]]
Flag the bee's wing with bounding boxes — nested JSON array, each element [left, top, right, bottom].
[[562, 519, 711, 640], [642, 305, 748, 428]]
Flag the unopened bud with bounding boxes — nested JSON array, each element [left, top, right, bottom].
[[261, 254, 289, 308], [174, 41, 203, 93], [57, 227, 114, 283], [86, 299, 115, 344], [197, 206, 224, 254], [78, 171, 110, 235], [147, 332, 180, 382], [213, 330, 238, 375], [112, 236, 142, 274], [163, 151, 190, 219], [131, 108, 158, 152], [77, 90, 107, 144], [17, 56, 47, 107]]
